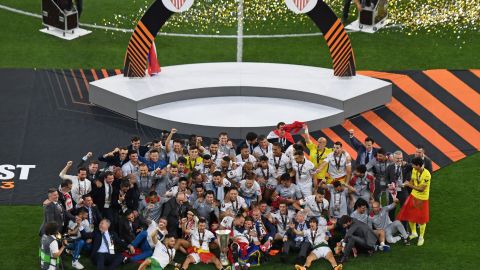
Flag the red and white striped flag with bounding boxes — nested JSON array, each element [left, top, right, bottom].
[[147, 43, 161, 76]]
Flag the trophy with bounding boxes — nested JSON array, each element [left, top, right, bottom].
[[216, 229, 231, 266]]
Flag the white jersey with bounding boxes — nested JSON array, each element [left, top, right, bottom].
[[301, 195, 329, 217], [152, 242, 176, 268], [198, 163, 216, 182], [253, 144, 273, 158], [205, 151, 225, 167], [292, 159, 316, 197], [146, 221, 160, 248], [236, 154, 257, 165], [68, 219, 91, 239], [190, 229, 216, 251], [122, 161, 141, 177], [165, 186, 190, 199], [325, 152, 351, 179], [271, 210, 296, 236], [234, 227, 259, 244], [304, 226, 328, 246], [285, 145, 296, 162], [291, 159, 316, 187], [275, 183, 303, 200], [268, 154, 292, 176], [226, 165, 251, 184], [70, 178, 92, 203], [167, 145, 184, 162], [239, 180, 261, 198], [220, 216, 234, 229], [327, 185, 349, 218], [255, 165, 278, 189], [220, 197, 247, 214]]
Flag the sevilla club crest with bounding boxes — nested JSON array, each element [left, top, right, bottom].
[[284, 0, 318, 14], [162, 0, 195, 13]]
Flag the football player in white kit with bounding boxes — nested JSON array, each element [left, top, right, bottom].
[[293, 188, 329, 224], [180, 218, 225, 270], [290, 150, 317, 198], [290, 217, 343, 270], [256, 155, 278, 202], [317, 142, 352, 184], [270, 202, 296, 241], [138, 233, 180, 270], [268, 142, 292, 177]]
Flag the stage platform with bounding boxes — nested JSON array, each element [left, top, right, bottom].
[[89, 62, 392, 137]]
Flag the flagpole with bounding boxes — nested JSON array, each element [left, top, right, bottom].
[[236, 0, 244, 62]]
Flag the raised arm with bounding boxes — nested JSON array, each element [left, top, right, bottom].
[[150, 229, 159, 245], [165, 128, 177, 153], [303, 124, 312, 144], [59, 161, 73, 179], [312, 173, 318, 192], [98, 148, 119, 163], [77, 152, 93, 168], [316, 160, 329, 174], [348, 129, 363, 151]]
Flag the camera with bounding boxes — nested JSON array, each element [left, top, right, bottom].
[[59, 233, 76, 245]]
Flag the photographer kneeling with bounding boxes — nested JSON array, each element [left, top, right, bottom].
[[40, 222, 68, 270]]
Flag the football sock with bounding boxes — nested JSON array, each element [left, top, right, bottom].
[[409, 222, 417, 235], [419, 224, 426, 238]]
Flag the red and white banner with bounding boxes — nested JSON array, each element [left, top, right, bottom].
[[285, 0, 318, 14]]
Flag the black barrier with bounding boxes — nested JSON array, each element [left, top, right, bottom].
[[0, 69, 166, 204]]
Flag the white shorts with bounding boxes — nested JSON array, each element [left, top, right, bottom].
[[311, 246, 332, 259]]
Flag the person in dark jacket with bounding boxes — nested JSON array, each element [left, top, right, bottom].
[[128, 136, 149, 158], [409, 145, 433, 173], [90, 219, 125, 270], [385, 151, 412, 222], [125, 174, 141, 212], [91, 171, 117, 223], [118, 210, 148, 246], [162, 192, 191, 237], [337, 215, 389, 264], [98, 147, 129, 168], [348, 129, 379, 167], [111, 179, 131, 217], [77, 194, 103, 230], [57, 179, 75, 214], [77, 152, 101, 182], [40, 188, 75, 235], [236, 132, 258, 154]]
